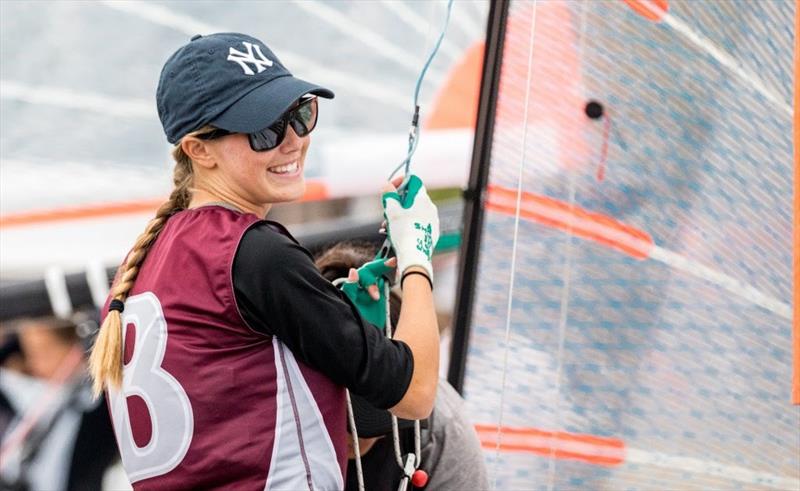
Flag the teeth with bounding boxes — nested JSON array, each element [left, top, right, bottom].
[[268, 162, 298, 174]]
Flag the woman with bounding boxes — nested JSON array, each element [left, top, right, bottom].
[[88, 32, 440, 490], [316, 243, 488, 491]]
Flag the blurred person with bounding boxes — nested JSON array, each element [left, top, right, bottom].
[[315, 242, 488, 491], [88, 32, 440, 490], [0, 317, 117, 491]]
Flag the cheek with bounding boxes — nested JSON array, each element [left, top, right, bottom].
[[226, 138, 253, 161], [216, 139, 261, 179]]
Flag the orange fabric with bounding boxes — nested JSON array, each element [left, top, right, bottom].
[[793, 0, 799, 406], [622, 0, 669, 22], [486, 184, 654, 259], [0, 180, 329, 229], [425, 41, 484, 130], [474, 424, 625, 467], [495, 1, 590, 172]]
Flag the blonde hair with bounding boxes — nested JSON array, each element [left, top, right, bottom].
[[88, 127, 212, 396]]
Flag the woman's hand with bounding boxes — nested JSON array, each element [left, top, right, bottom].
[[347, 257, 396, 300], [381, 175, 440, 285]]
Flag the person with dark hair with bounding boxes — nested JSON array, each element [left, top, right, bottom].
[[87, 32, 441, 490], [316, 242, 488, 491]]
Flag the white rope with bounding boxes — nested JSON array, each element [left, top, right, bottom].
[[384, 281, 406, 469], [349, 280, 424, 487], [345, 390, 365, 491], [414, 420, 422, 468], [491, 2, 539, 489], [340, 272, 367, 490], [346, 2, 448, 483]]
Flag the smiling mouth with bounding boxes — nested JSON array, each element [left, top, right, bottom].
[[267, 161, 299, 175]]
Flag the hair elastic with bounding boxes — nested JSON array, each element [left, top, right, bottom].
[[401, 270, 433, 291], [108, 299, 125, 313]]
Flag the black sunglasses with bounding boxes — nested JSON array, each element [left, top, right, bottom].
[[199, 96, 318, 152]]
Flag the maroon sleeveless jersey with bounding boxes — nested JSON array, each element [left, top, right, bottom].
[[106, 206, 347, 490]]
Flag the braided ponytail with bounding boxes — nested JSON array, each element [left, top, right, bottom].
[[88, 131, 204, 397]]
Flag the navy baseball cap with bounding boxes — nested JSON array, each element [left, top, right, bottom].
[[157, 32, 334, 144]]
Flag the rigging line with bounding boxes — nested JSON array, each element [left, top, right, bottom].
[[491, 1, 539, 489], [388, 0, 455, 180], [546, 4, 588, 491]]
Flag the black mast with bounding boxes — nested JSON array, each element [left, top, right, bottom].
[[448, 0, 510, 393]]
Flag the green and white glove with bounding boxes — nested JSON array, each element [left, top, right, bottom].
[[382, 175, 440, 284]]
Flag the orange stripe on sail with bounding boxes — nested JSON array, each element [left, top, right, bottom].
[[486, 184, 654, 259], [474, 424, 625, 467], [0, 180, 330, 229], [792, 0, 799, 406], [622, 0, 669, 22]]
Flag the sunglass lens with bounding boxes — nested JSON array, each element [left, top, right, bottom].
[[249, 120, 283, 151], [291, 99, 317, 137], [247, 98, 318, 151]]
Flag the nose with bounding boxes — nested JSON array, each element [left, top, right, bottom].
[[279, 125, 307, 154]]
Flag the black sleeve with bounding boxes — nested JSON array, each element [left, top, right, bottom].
[[233, 222, 414, 410]]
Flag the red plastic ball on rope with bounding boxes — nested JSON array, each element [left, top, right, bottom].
[[411, 469, 429, 488]]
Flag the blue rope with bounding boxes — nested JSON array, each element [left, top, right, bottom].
[[389, 0, 455, 180]]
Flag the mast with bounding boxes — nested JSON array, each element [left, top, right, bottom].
[[448, 0, 510, 393]]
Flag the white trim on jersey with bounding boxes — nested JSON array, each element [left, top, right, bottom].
[[264, 339, 343, 491]]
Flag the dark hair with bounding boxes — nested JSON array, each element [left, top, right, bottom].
[[314, 242, 400, 327]]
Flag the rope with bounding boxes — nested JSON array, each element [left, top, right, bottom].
[[345, 390, 365, 491], [347, 2, 456, 488], [388, 0, 455, 181], [490, 1, 539, 489]]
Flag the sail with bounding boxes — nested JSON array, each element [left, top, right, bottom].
[[458, 1, 799, 489]]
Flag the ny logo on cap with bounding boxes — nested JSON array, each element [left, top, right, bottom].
[[227, 42, 273, 75]]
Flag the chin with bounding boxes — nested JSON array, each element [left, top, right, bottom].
[[271, 181, 306, 204]]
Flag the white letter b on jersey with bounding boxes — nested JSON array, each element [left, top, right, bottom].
[[109, 292, 194, 483]]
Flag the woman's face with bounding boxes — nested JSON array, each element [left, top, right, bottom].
[[202, 124, 310, 214]]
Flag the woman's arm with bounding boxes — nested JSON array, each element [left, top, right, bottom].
[[380, 176, 441, 420], [388, 266, 439, 419], [233, 224, 416, 411]]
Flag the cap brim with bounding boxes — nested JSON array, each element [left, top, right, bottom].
[[349, 394, 416, 438], [210, 75, 334, 134]]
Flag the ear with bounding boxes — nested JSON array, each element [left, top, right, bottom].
[[181, 137, 216, 170]]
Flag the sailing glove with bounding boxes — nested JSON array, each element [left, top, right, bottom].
[[382, 175, 440, 285]]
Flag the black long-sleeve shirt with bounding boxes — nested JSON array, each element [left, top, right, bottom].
[[232, 221, 413, 410]]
